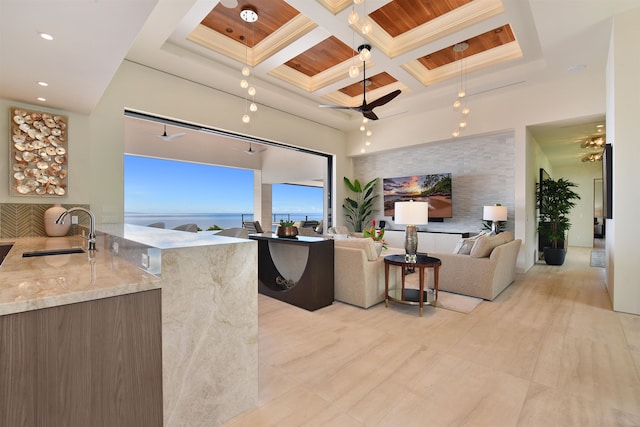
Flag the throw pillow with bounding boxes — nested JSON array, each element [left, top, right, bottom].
[[453, 231, 486, 255], [470, 234, 505, 258]]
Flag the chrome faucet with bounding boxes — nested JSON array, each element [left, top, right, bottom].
[[56, 207, 97, 251]]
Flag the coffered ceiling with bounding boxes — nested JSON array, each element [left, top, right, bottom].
[[1, 0, 638, 167]]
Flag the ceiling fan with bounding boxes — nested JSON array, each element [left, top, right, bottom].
[[157, 124, 186, 141], [239, 142, 267, 155], [319, 45, 401, 121]]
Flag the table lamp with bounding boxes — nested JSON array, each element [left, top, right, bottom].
[[394, 201, 429, 263], [483, 205, 507, 233]]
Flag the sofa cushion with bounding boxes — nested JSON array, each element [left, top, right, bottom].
[[334, 237, 378, 261], [470, 232, 512, 258], [453, 232, 488, 255], [454, 238, 476, 255]]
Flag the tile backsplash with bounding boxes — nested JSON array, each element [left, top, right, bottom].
[[0, 203, 90, 238]]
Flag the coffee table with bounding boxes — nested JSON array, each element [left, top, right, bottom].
[[384, 254, 442, 316]]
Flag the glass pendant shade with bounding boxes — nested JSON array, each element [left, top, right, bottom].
[[247, 86, 256, 96], [348, 10, 359, 25], [242, 114, 250, 123], [453, 100, 461, 110], [358, 48, 371, 62], [349, 65, 360, 78], [361, 20, 372, 35], [249, 102, 257, 112], [458, 89, 466, 98], [240, 79, 248, 88], [241, 66, 250, 77]]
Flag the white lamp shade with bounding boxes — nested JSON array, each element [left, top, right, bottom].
[[483, 205, 507, 221], [394, 201, 429, 225]]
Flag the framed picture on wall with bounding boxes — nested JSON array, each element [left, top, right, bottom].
[[9, 107, 68, 196]]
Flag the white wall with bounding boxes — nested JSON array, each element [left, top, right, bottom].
[[606, 8, 640, 315], [554, 163, 603, 248]]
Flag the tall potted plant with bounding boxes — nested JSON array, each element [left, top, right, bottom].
[[343, 177, 378, 232], [536, 177, 581, 265]]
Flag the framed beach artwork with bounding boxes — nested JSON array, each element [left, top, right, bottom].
[[9, 107, 68, 197], [383, 173, 453, 219]]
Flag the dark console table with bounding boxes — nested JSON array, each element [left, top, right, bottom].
[[249, 233, 334, 311]]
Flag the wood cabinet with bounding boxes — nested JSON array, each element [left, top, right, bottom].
[[0, 290, 162, 427], [250, 234, 334, 311]]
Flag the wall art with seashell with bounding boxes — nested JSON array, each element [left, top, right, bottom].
[[9, 107, 68, 197]]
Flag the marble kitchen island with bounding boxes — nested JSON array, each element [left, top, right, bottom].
[[0, 224, 258, 427]]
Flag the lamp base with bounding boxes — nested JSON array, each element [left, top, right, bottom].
[[405, 224, 418, 263]]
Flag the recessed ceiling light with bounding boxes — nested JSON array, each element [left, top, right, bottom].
[[37, 97, 46, 102], [39, 32, 54, 41], [38, 81, 48, 87]]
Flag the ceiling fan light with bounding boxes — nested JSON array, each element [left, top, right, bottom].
[[349, 65, 360, 78], [249, 102, 257, 112], [242, 114, 250, 124], [248, 86, 256, 96], [348, 10, 359, 25], [241, 66, 251, 77], [240, 79, 248, 88]]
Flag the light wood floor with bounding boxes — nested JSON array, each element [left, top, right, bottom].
[[222, 246, 640, 427]]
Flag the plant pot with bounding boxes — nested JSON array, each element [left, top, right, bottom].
[[543, 247, 567, 265], [276, 226, 298, 238]]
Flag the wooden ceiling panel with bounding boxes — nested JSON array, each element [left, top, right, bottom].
[[418, 25, 516, 70], [200, 0, 299, 47], [370, 0, 473, 38], [284, 37, 355, 77], [339, 72, 398, 97]]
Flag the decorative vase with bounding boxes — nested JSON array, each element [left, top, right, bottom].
[[44, 204, 70, 237], [276, 226, 298, 238], [374, 241, 383, 257]]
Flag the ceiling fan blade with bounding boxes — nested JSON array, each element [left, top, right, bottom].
[[363, 110, 379, 121], [319, 104, 352, 110], [366, 89, 401, 109]]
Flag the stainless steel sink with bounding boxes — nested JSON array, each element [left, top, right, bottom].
[[22, 247, 86, 257]]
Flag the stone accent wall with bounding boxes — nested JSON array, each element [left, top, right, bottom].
[[0, 203, 90, 238], [353, 132, 515, 234]]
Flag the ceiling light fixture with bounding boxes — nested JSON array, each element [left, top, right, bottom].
[[452, 42, 470, 137], [39, 32, 53, 41], [582, 152, 603, 162], [240, 6, 258, 124], [581, 135, 606, 149]]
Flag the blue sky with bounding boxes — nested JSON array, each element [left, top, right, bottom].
[[124, 155, 323, 214]]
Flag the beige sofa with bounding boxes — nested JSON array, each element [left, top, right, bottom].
[[430, 232, 521, 300], [333, 238, 404, 308]]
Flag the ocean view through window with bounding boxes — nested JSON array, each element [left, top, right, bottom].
[[124, 155, 322, 230]]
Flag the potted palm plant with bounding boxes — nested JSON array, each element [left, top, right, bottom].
[[536, 177, 581, 265], [343, 177, 378, 232]]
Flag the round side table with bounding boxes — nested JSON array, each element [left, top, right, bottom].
[[384, 254, 442, 316]]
